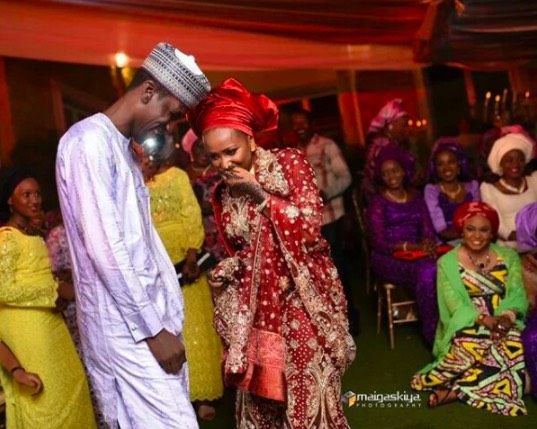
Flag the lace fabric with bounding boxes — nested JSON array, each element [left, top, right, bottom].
[[0, 227, 96, 428], [0, 227, 57, 308]]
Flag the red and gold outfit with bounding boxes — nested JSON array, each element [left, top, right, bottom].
[[187, 78, 355, 428], [212, 146, 355, 428]]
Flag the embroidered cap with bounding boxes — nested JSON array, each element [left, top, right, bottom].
[[141, 43, 211, 110]]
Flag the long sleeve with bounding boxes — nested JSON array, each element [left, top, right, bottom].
[[418, 197, 436, 242], [424, 184, 446, 234], [430, 252, 480, 361], [0, 230, 57, 308], [60, 134, 163, 342], [496, 246, 529, 322], [480, 182, 511, 240], [367, 195, 394, 254], [322, 140, 352, 201], [437, 261, 479, 325], [266, 150, 324, 250]]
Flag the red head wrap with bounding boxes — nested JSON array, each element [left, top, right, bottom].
[[453, 201, 500, 236], [186, 78, 279, 137]]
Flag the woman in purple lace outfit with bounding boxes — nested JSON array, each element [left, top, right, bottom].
[[424, 138, 480, 244], [367, 146, 439, 344], [516, 202, 537, 398]]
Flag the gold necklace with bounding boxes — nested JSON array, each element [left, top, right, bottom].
[[385, 189, 407, 203], [440, 182, 462, 199]]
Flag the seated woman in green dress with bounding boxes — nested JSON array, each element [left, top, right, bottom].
[[0, 169, 96, 429], [411, 201, 529, 416]]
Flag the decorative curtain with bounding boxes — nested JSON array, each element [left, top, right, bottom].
[[414, 0, 537, 69], [46, 0, 427, 45], [1, 1, 536, 71], [0, 1, 425, 70]]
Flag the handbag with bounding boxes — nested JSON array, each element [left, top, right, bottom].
[[393, 245, 453, 261]]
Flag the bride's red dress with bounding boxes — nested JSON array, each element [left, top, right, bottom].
[[212, 147, 356, 428]]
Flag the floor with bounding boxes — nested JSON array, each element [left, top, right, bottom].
[[200, 256, 537, 429], [1, 255, 534, 429]]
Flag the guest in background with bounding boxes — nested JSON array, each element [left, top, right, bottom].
[[188, 78, 355, 428], [0, 169, 96, 428], [185, 136, 227, 264], [516, 202, 537, 306], [478, 124, 531, 182], [412, 202, 529, 415], [132, 137, 224, 421], [424, 138, 480, 244], [516, 202, 537, 399], [363, 99, 414, 192], [367, 145, 438, 344], [291, 108, 359, 336], [480, 133, 537, 249], [523, 307, 537, 401]]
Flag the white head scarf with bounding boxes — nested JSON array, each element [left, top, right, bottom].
[[487, 132, 535, 175]]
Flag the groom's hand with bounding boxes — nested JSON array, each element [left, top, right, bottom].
[[146, 329, 186, 373]]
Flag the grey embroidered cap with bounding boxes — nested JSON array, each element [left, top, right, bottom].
[[141, 43, 211, 110]]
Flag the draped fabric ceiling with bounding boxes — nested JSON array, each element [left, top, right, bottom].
[[1, 1, 536, 71], [0, 0, 426, 71], [415, 0, 537, 69]]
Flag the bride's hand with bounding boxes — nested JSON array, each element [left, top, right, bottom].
[[221, 166, 267, 204], [207, 269, 227, 297]]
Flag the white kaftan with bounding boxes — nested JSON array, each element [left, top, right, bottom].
[[56, 113, 199, 429]]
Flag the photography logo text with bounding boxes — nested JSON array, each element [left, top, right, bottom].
[[342, 390, 422, 408]]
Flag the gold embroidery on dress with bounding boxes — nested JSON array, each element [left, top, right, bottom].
[[223, 191, 253, 244], [255, 148, 289, 197], [274, 232, 357, 373]]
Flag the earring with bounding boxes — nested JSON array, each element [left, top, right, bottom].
[[250, 143, 257, 153]]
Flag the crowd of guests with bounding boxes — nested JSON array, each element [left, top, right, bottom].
[[0, 41, 536, 429], [363, 99, 537, 416]]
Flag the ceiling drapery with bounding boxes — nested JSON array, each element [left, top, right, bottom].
[[414, 0, 537, 69], [1, 1, 537, 71], [48, 0, 428, 45], [0, 1, 423, 71]]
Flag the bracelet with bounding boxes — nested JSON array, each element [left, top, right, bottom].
[[476, 314, 487, 326], [256, 197, 269, 213], [10, 366, 24, 375], [403, 242, 408, 251]]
